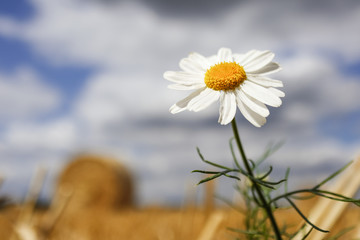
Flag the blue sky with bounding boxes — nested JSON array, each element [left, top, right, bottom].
[[0, 0, 360, 205]]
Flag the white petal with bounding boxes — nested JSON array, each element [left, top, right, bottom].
[[268, 87, 285, 97], [168, 83, 205, 90], [247, 75, 283, 88], [207, 55, 218, 66], [169, 105, 186, 114], [237, 50, 264, 65], [169, 87, 206, 114], [233, 53, 245, 63], [243, 51, 275, 72], [188, 52, 211, 69], [164, 71, 203, 84], [236, 89, 269, 117], [247, 62, 281, 75], [217, 48, 233, 62], [179, 58, 207, 73], [241, 81, 282, 107], [187, 88, 220, 112], [218, 91, 237, 125], [236, 98, 266, 127]]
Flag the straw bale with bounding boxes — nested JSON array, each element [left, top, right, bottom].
[[0, 214, 20, 240], [56, 154, 134, 212]]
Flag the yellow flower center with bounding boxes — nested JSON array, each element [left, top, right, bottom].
[[204, 62, 246, 91]]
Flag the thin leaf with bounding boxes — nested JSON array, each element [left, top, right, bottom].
[[311, 190, 360, 204], [255, 141, 285, 167], [326, 226, 355, 240], [246, 175, 276, 189], [227, 227, 263, 236], [284, 167, 290, 193], [289, 194, 315, 201], [313, 161, 353, 189], [229, 137, 242, 170], [196, 169, 240, 184], [249, 159, 256, 169], [197, 172, 224, 184], [251, 186, 264, 207], [191, 170, 221, 174], [261, 178, 287, 186], [285, 197, 329, 233], [196, 147, 232, 170], [223, 173, 241, 181], [259, 166, 273, 180], [300, 227, 313, 240]]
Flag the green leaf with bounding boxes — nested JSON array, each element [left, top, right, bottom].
[[255, 141, 285, 167], [286, 197, 329, 233], [196, 147, 232, 170], [259, 166, 273, 180], [313, 161, 353, 189], [197, 172, 224, 185], [326, 226, 355, 240], [284, 167, 290, 193]]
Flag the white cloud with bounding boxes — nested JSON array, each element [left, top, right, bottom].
[[278, 52, 360, 127], [0, 67, 61, 121], [3, 118, 77, 152], [74, 73, 126, 130], [0, 0, 360, 204], [0, 0, 358, 70], [0, 0, 163, 69], [220, 0, 360, 60]]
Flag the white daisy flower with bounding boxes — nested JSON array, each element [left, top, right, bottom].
[[164, 47, 284, 127]]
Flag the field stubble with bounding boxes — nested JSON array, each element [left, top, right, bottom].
[[0, 154, 359, 240]]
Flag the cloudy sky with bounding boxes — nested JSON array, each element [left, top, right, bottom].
[[0, 0, 359, 205]]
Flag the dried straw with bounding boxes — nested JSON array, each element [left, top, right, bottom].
[[0, 214, 20, 240], [293, 156, 360, 240], [56, 154, 134, 212], [196, 210, 224, 240]]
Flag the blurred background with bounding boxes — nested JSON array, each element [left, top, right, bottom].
[[0, 0, 359, 206]]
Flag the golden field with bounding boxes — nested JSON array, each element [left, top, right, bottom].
[[1, 154, 359, 240]]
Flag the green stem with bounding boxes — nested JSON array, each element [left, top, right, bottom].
[[231, 119, 282, 240]]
